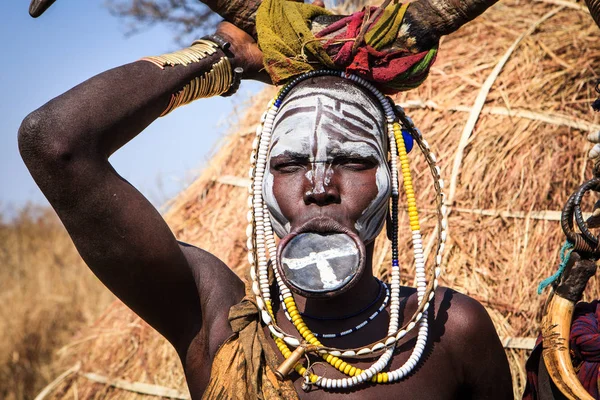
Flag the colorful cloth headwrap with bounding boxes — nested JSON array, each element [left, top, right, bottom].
[[256, 0, 437, 93], [523, 300, 600, 399]]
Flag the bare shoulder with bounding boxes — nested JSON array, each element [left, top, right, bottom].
[[431, 287, 513, 398], [178, 242, 245, 337], [178, 242, 245, 303], [403, 286, 502, 349], [434, 287, 496, 337], [431, 286, 503, 356]]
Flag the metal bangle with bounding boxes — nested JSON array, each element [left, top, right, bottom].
[[201, 34, 244, 97], [141, 38, 236, 115], [573, 178, 600, 246]]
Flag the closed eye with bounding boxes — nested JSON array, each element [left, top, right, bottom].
[[272, 157, 310, 173], [335, 157, 377, 171]]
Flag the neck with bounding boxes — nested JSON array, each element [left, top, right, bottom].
[[294, 242, 380, 319]]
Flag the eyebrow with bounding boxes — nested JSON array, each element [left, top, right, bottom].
[[328, 147, 379, 158], [270, 150, 309, 159]]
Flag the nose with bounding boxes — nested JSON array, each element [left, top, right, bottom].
[[303, 163, 340, 206]]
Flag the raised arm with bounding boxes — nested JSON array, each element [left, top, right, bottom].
[[17, 23, 260, 352]]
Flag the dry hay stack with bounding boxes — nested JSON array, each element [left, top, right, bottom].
[[43, 0, 600, 398]]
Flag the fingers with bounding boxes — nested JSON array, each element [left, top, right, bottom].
[[585, 203, 600, 228]]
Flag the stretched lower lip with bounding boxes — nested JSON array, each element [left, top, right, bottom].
[[277, 220, 367, 298], [292, 217, 353, 236]]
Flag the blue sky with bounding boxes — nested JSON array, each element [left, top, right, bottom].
[[1, 1, 265, 214]]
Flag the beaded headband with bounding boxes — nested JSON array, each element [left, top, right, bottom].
[[247, 70, 448, 390]]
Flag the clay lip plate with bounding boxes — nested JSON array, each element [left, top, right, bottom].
[[277, 221, 366, 298]]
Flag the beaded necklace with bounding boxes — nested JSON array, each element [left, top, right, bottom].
[[299, 278, 386, 321], [282, 279, 390, 338], [246, 70, 447, 390]]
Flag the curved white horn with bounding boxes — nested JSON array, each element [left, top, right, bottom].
[[541, 254, 597, 400], [541, 293, 593, 400]]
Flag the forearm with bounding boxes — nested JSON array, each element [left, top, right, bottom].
[[19, 48, 229, 161], [16, 47, 233, 344]]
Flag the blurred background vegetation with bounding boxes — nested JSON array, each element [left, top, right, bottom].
[[0, 208, 115, 399], [2, 1, 221, 398]]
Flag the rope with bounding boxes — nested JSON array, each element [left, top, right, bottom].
[[537, 240, 574, 294]]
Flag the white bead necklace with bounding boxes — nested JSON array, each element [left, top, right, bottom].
[[246, 70, 448, 390], [280, 279, 391, 338]]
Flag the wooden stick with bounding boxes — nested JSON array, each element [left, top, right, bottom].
[[215, 175, 251, 188], [447, 7, 564, 205], [500, 336, 537, 350], [415, 206, 590, 221], [534, 0, 590, 13], [398, 99, 600, 132], [34, 363, 81, 400], [80, 372, 190, 399]]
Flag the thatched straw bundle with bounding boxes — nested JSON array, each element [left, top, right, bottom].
[[40, 0, 600, 398]]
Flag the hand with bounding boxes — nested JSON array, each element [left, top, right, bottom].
[[215, 21, 269, 83], [215, 1, 326, 84]]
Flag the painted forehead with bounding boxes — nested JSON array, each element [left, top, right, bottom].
[[269, 82, 387, 159]]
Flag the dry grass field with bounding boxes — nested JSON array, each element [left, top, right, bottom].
[[0, 207, 115, 400]]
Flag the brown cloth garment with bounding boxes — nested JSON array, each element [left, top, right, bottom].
[[202, 293, 300, 399]]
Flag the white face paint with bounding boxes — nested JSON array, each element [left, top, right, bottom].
[[263, 79, 391, 243], [282, 245, 359, 289]]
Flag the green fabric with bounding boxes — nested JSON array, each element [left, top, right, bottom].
[[389, 47, 438, 91], [256, 0, 334, 84], [364, 3, 409, 51], [256, 0, 437, 91]]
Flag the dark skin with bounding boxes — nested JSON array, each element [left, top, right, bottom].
[[18, 17, 512, 399]]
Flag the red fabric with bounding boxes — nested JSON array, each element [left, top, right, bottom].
[[523, 301, 600, 399], [570, 300, 600, 398], [314, 8, 435, 92], [523, 336, 543, 400]]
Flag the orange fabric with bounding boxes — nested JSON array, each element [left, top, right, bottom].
[[202, 295, 299, 399]]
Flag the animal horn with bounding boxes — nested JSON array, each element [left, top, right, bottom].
[[29, 0, 598, 36], [406, 0, 498, 39], [200, 0, 500, 49], [198, 0, 262, 37], [542, 294, 594, 400], [29, 0, 57, 17], [585, 0, 600, 29], [28, 0, 502, 42], [541, 252, 597, 400]]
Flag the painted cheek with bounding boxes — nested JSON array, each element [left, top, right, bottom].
[[352, 163, 391, 242], [269, 172, 305, 227], [346, 170, 380, 213]]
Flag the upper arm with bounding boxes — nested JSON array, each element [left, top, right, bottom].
[[18, 111, 214, 349], [17, 56, 249, 353], [445, 291, 513, 399]]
